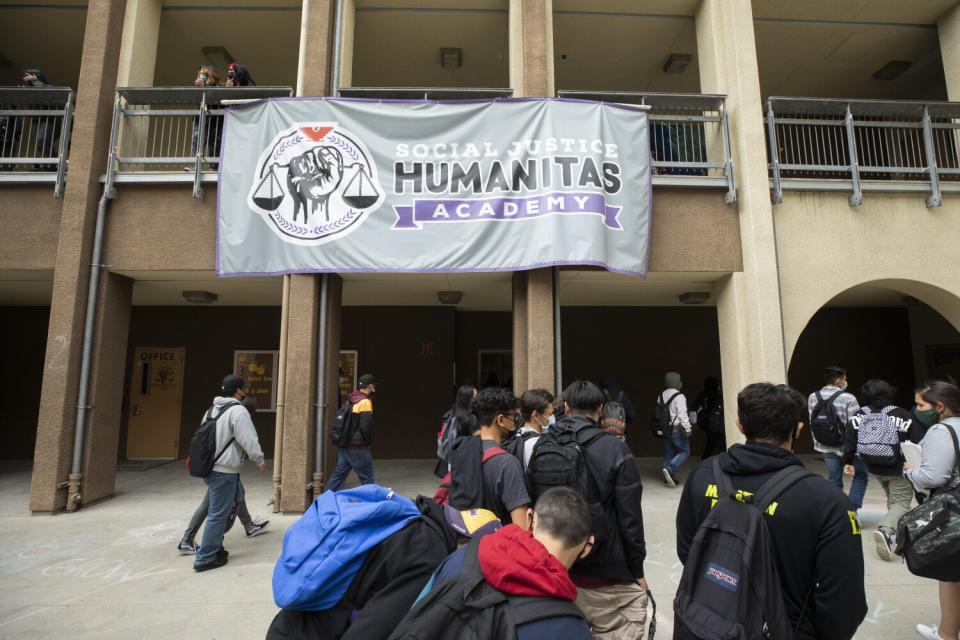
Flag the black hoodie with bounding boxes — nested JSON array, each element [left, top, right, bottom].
[[676, 443, 867, 640], [21, 69, 52, 87], [553, 414, 647, 582], [267, 497, 458, 640]]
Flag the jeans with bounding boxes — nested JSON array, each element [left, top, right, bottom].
[[327, 447, 375, 491], [877, 474, 915, 534], [183, 480, 254, 543], [195, 471, 239, 566], [663, 430, 691, 475], [822, 452, 868, 510]]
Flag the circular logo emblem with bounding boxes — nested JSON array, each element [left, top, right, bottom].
[[248, 123, 383, 245]]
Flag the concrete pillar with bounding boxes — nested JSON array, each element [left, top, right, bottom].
[[30, 0, 129, 512], [81, 272, 133, 505], [278, 275, 319, 512], [938, 3, 960, 101], [696, 0, 787, 444], [271, 0, 339, 512], [297, 0, 335, 97], [116, 0, 162, 87], [320, 276, 343, 486], [512, 271, 556, 394], [339, 0, 356, 90], [509, 0, 555, 98]]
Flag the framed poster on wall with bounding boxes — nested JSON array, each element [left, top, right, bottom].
[[233, 350, 279, 412], [339, 350, 359, 404]]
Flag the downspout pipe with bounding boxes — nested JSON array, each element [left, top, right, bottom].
[[330, 0, 344, 98], [67, 93, 122, 512], [313, 274, 329, 500], [271, 275, 291, 512]]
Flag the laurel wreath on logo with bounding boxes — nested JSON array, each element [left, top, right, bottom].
[[327, 134, 361, 164], [273, 209, 361, 237], [271, 134, 303, 166]]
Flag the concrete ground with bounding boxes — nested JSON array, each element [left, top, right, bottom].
[[0, 456, 938, 640]]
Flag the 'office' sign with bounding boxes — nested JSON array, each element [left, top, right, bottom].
[[218, 98, 651, 276]]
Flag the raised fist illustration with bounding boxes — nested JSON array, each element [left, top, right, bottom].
[[285, 146, 344, 224]]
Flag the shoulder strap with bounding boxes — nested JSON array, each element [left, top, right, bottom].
[[812, 391, 824, 410], [211, 401, 241, 463], [667, 391, 681, 406], [946, 421, 960, 476], [482, 446, 507, 463], [711, 456, 736, 499], [754, 465, 815, 513], [826, 389, 845, 404]]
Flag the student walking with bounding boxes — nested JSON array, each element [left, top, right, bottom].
[[512, 388, 555, 469], [905, 381, 960, 640], [808, 365, 869, 510], [177, 395, 268, 554], [535, 380, 649, 640], [446, 387, 531, 528], [193, 374, 266, 572], [328, 374, 377, 491], [676, 383, 867, 639], [392, 487, 594, 640], [693, 376, 726, 459], [660, 371, 692, 487], [842, 378, 923, 562]]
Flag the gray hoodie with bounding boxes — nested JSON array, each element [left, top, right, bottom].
[[906, 417, 960, 490], [204, 396, 265, 474]]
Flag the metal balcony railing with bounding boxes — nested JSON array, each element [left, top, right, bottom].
[[765, 97, 960, 207], [337, 87, 514, 100], [107, 86, 293, 198], [558, 92, 736, 203], [0, 87, 75, 197]]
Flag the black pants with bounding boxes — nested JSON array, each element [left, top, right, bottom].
[[701, 432, 727, 460]]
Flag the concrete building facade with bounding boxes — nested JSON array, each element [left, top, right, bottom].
[[2, 0, 959, 512]]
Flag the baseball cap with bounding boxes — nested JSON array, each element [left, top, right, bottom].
[[358, 374, 377, 387], [441, 505, 502, 538], [221, 374, 245, 393]]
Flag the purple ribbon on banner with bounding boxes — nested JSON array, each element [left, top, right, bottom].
[[393, 192, 622, 231]]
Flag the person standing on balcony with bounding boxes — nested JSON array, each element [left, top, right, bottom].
[[328, 374, 378, 491], [225, 62, 256, 87], [19, 69, 58, 171], [808, 366, 868, 511], [190, 65, 221, 167]]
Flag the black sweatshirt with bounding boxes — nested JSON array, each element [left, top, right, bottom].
[[267, 498, 458, 640], [676, 443, 867, 640], [557, 415, 647, 582], [842, 406, 923, 475]]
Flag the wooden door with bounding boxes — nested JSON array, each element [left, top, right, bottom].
[[126, 348, 185, 459]]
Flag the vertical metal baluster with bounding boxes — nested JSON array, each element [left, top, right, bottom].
[[765, 100, 781, 204], [844, 104, 862, 206], [922, 105, 942, 208], [55, 91, 74, 198]]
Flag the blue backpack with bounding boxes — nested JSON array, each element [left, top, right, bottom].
[[272, 484, 421, 611]]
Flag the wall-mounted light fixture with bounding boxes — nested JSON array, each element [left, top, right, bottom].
[[182, 290, 219, 304], [438, 290, 463, 305], [679, 291, 710, 305]]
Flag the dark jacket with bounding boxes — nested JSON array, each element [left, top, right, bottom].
[[676, 443, 867, 640], [267, 497, 458, 640], [346, 390, 374, 448], [554, 414, 647, 582], [426, 525, 591, 640], [842, 406, 923, 475]]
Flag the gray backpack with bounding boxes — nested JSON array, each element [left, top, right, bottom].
[[856, 406, 899, 466]]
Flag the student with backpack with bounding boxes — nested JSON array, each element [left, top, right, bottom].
[[267, 486, 499, 640], [693, 377, 726, 460], [508, 389, 555, 469], [658, 371, 693, 487], [808, 366, 868, 510], [528, 380, 649, 640], [675, 383, 867, 640], [435, 384, 478, 478], [902, 381, 960, 640], [599, 375, 636, 437], [390, 487, 594, 640], [328, 374, 377, 491], [842, 378, 923, 562], [444, 387, 532, 528], [190, 374, 266, 572]]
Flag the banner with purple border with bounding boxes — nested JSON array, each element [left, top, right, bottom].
[[218, 98, 651, 276]]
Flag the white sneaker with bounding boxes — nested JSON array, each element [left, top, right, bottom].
[[916, 623, 946, 640], [662, 468, 676, 488], [874, 530, 893, 562]]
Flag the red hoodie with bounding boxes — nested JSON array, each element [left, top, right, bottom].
[[477, 524, 578, 601]]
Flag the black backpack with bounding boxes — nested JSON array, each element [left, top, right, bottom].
[[600, 391, 627, 437], [896, 421, 960, 582], [329, 399, 356, 447], [650, 392, 681, 439], [810, 390, 846, 446], [700, 402, 724, 437], [387, 536, 583, 640], [526, 427, 604, 503], [187, 401, 240, 478], [503, 429, 540, 471], [674, 458, 815, 640]]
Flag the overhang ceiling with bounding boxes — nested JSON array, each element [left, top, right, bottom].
[[0, 271, 53, 306], [0, 4, 87, 89]]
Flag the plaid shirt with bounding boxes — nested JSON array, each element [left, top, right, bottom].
[[807, 385, 860, 455]]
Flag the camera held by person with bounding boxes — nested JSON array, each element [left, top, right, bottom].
[[225, 63, 256, 87]]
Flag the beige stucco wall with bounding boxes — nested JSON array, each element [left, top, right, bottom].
[[776, 191, 960, 363], [0, 187, 62, 271], [101, 186, 742, 274]]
